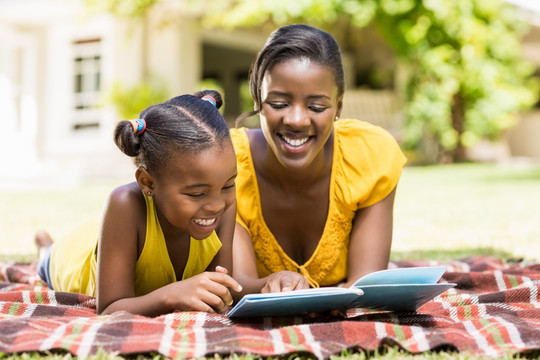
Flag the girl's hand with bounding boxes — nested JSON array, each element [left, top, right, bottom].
[[261, 270, 309, 293], [168, 270, 242, 313]]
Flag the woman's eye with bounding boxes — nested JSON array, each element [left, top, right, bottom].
[[268, 102, 287, 109], [222, 183, 236, 191], [309, 106, 327, 113]]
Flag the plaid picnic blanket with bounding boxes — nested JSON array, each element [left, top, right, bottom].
[[1, 256, 539, 358]]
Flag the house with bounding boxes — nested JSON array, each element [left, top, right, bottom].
[[504, 0, 540, 160], [1, 0, 538, 187], [0, 0, 266, 186]]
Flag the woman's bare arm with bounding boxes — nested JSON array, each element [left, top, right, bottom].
[[344, 187, 397, 287], [232, 223, 308, 299]]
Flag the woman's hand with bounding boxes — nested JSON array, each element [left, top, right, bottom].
[[261, 270, 309, 293]]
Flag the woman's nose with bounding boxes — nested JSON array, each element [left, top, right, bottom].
[[283, 105, 310, 127]]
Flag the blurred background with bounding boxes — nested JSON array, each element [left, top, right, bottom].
[[1, 0, 539, 259]]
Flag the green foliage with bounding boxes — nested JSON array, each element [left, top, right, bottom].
[[197, 0, 539, 163], [375, 0, 539, 160], [84, 0, 158, 17], [86, 0, 540, 162], [108, 78, 170, 120]]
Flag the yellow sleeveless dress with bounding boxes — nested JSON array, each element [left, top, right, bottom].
[[230, 119, 407, 287], [49, 193, 221, 296]]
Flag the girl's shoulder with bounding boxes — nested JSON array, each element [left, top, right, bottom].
[[106, 182, 146, 215]]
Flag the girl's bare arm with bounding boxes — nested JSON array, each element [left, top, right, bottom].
[[96, 184, 241, 316]]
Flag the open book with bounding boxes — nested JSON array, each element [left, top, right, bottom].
[[227, 266, 456, 318]]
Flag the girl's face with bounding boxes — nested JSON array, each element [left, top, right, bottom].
[[151, 142, 237, 240], [259, 58, 342, 170]]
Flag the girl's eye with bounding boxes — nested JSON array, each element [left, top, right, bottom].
[[222, 183, 236, 192], [185, 192, 205, 198]]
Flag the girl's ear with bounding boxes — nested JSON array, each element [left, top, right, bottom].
[[135, 166, 155, 196]]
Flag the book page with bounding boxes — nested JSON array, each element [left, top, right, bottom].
[[352, 266, 447, 286]]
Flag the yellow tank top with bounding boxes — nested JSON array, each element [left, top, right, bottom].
[[230, 119, 406, 287], [49, 192, 221, 296]]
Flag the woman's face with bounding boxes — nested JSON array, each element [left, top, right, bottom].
[[259, 58, 342, 170]]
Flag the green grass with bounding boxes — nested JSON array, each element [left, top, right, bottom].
[[391, 162, 540, 261], [1, 162, 540, 359], [3, 162, 539, 261]]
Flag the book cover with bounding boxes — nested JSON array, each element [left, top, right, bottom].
[[227, 266, 456, 318]]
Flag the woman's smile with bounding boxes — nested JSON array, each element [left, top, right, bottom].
[[278, 133, 314, 153]]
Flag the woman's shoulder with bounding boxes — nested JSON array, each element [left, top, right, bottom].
[[334, 119, 404, 158], [332, 119, 407, 208], [335, 119, 396, 141], [230, 128, 266, 162]]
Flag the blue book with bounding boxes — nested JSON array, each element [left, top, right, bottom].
[[227, 266, 456, 318]]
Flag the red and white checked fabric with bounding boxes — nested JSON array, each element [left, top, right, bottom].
[[1, 257, 539, 358]]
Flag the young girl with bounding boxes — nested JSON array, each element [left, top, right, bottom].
[[36, 90, 242, 316], [231, 24, 407, 296]]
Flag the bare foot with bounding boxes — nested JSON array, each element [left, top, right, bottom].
[[34, 230, 53, 249]]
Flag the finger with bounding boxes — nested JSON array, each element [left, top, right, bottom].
[[215, 265, 228, 274], [207, 273, 243, 294], [291, 276, 310, 290], [261, 282, 271, 293], [186, 298, 216, 314], [280, 277, 294, 292], [219, 274, 242, 293], [267, 279, 284, 293], [199, 291, 227, 312]]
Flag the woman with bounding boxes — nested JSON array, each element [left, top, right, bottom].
[[230, 24, 407, 296]]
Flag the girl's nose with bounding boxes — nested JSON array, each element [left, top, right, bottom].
[[203, 195, 225, 213]]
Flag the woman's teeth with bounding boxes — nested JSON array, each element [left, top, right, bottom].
[[282, 135, 309, 147], [194, 218, 216, 226]]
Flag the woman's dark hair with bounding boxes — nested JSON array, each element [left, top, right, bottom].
[[236, 24, 344, 127], [113, 89, 229, 174]]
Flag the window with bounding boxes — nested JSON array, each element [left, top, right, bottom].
[[72, 38, 101, 130]]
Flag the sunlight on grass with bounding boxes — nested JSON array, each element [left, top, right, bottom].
[[1, 162, 539, 262], [392, 162, 540, 261], [0, 178, 128, 257]]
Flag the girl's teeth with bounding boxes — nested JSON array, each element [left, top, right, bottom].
[[194, 218, 216, 226], [282, 135, 309, 147]]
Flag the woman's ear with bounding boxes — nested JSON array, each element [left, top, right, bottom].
[[336, 95, 343, 119], [135, 166, 155, 196]]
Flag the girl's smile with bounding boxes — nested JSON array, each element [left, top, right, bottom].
[[150, 143, 237, 241]]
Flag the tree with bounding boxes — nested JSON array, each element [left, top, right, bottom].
[[198, 0, 539, 163], [84, 0, 539, 162]]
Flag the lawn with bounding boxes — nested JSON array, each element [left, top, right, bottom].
[[1, 162, 539, 359], [2, 162, 539, 261]]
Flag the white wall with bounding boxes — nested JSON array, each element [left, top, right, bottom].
[[0, 1, 205, 183]]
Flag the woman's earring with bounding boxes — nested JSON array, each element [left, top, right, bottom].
[[335, 116, 339, 120], [147, 191, 152, 196]]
